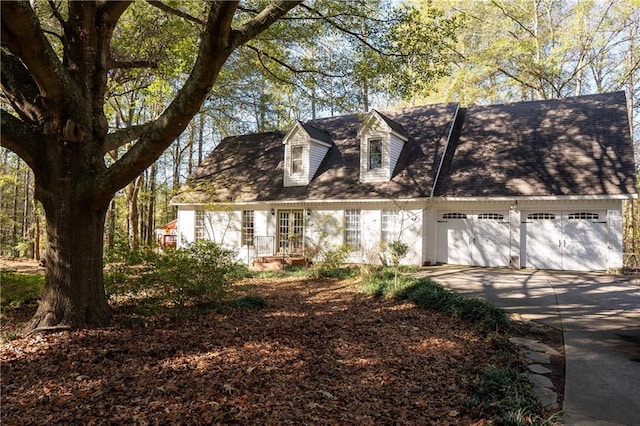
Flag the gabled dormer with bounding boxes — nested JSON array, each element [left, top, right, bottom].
[[283, 121, 332, 187], [357, 110, 409, 183]]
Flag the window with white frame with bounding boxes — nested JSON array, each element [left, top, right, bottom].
[[291, 146, 304, 175], [241, 210, 254, 246], [344, 209, 361, 249], [195, 210, 207, 241], [381, 210, 401, 243], [368, 139, 382, 170]]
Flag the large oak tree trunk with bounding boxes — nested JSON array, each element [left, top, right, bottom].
[[26, 185, 112, 331]]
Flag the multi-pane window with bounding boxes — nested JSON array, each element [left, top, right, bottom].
[[381, 210, 401, 242], [568, 212, 599, 220], [278, 210, 305, 252], [477, 213, 505, 220], [241, 210, 254, 246], [527, 213, 556, 220], [442, 212, 467, 219], [344, 209, 361, 249], [195, 210, 207, 241], [368, 139, 382, 169], [291, 146, 304, 175]]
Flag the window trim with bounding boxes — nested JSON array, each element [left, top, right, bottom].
[[368, 138, 382, 170], [567, 212, 599, 220], [527, 212, 556, 220], [241, 210, 255, 247], [381, 209, 401, 243], [194, 210, 207, 241], [344, 209, 361, 249], [291, 146, 304, 175], [477, 213, 505, 220], [442, 212, 467, 219]]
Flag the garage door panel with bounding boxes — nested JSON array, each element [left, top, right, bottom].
[[563, 213, 607, 271], [525, 213, 563, 270], [524, 211, 608, 271], [437, 212, 509, 267], [474, 214, 509, 267], [446, 219, 474, 266]]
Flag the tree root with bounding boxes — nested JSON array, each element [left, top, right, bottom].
[[25, 325, 73, 337]]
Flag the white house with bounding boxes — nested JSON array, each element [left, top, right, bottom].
[[173, 92, 637, 272]]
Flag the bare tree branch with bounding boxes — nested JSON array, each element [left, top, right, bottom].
[[47, 0, 68, 33], [246, 44, 344, 78], [110, 60, 158, 70], [144, 0, 205, 26], [230, 1, 303, 49], [297, 3, 398, 58]]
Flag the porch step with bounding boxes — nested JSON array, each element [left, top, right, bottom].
[[249, 256, 308, 271]]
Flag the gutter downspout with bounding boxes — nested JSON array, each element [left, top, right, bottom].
[[430, 103, 460, 199]]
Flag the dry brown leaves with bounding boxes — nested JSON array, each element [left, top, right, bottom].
[[1, 277, 504, 425]]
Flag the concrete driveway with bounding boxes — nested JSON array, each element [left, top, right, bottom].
[[416, 266, 640, 426]]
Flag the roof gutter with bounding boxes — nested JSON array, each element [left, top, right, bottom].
[[430, 103, 460, 200]]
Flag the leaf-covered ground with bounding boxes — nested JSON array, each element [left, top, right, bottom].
[[2, 276, 508, 425]]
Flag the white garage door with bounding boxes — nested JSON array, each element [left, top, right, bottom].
[[523, 211, 608, 271], [437, 212, 510, 267]]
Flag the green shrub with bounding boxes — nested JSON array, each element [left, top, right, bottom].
[[0, 271, 44, 311], [318, 244, 352, 270], [106, 241, 248, 307], [217, 295, 268, 312], [150, 241, 248, 305]]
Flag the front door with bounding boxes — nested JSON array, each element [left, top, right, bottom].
[[277, 210, 305, 254]]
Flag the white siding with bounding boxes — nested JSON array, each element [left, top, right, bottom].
[[308, 142, 330, 180], [388, 134, 405, 176], [608, 209, 623, 269], [359, 116, 406, 183], [283, 128, 308, 187], [177, 208, 195, 248], [283, 127, 331, 187]]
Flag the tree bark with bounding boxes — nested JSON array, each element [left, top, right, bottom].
[[26, 195, 112, 330]]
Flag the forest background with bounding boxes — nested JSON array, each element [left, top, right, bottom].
[[2, 0, 639, 261]]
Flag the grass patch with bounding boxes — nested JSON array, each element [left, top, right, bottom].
[[359, 269, 511, 333], [251, 267, 317, 279], [466, 365, 562, 425], [0, 271, 44, 312], [216, 295, 268, 313]]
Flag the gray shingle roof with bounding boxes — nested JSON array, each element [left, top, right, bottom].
[[298, 121, 332, 144], [434, 91, 637, 197], [177, 92, 636, 204]]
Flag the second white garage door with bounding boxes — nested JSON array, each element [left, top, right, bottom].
[[437, 212, 510, 267], [523, 211, 608, 271]]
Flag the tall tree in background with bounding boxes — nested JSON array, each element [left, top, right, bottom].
[[1, 1, 302, 330]]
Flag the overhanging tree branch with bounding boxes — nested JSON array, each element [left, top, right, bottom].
[[1, 48, 44, 124], [102, 123, 153, 154], [0, 110, 40, 170], [99, 1, 302, 199], [1, 1, 72, 109], [231, 1, 303, 49], [145, 0, 205, 26]]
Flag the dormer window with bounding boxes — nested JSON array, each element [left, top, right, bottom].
[[291, 146, 304, 175], [368, 139, 382, 170], [283, 121, 332, 187], [357, 110, 408, 183]]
